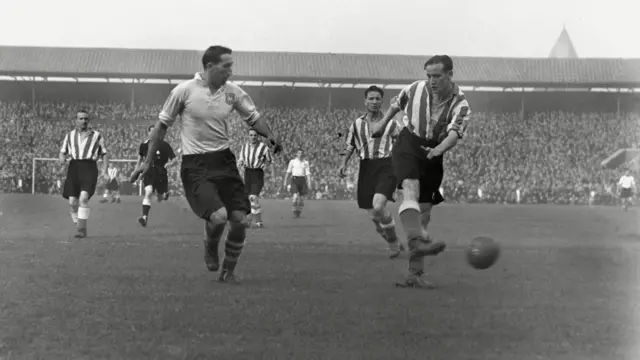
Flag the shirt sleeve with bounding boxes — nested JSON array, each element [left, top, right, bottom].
[[304, 161, 311, 176], [60, 133, 69, 154], [96, 134, 107, 157], [393, 83, 414, 112], [159, 84, 187, 127], [286, 160, 293, 173], [263, 146, 272, 164], [447, 98, 471, 139], [344, 122, 357, 153], [232, 85, 260, 127]]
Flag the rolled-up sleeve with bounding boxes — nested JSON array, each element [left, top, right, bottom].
[[233, 88, 260, 127], [159, 85, 187, 127], [344, 122, 357, 153], [447, 99, 471, 139]]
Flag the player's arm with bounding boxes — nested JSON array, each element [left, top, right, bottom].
[[339, 123, 357, 175], [59, 133, 69, 161], [433, 99, 472, 155], [97, 134, 109, 177], [305, 162, 312, 188], [283, 160, 293, 187], [371, 91, 407, 137], [233, 87, 281, 152], [144, 86, 185, 168]]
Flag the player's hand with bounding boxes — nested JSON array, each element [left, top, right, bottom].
[[268, 137, 283, 155], [420, 146, 443, 159], [130, 162, 150, 184], [338, 165, 347, 179], [287, 184, 291, 192]]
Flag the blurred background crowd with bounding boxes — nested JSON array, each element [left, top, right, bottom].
[[0, 100, 637, 206]]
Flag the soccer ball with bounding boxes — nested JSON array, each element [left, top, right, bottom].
[[465, 236, 500, 270]]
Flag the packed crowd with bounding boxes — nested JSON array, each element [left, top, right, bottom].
[[0, 100, 637, 205]]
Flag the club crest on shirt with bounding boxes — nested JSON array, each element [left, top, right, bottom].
[[225, 93, 236, 105]]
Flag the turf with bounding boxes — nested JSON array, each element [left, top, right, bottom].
[[0, 194, 639, 360]]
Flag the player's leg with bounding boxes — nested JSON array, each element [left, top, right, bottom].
[[218, 177, 252, 283], [113, 185, 121, 203], [101, 187, 110, 203], [419, 203, 433, 238], [250, 170, 265, 227], [155, 174, 169, 203], [138, 184, 154, 227], [291, 178, 301, 218], [69, 197, 79, 225], [370, 194, 403, 258], [74, 162, 99, 238]]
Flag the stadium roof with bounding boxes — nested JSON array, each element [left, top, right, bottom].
[[1, 45, 640, 87]]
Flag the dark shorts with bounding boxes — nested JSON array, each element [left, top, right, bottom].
[[621, 188, 633, 199], [392, 127, 445, 205], [181, 149, 250, 220], [291, 176, 308, 196], [244, 168, 265, 196], [143, 167, 169, 195], [105, 179, 119, 191], [357, 158, 397, 209], [62, 160, 99, 200]]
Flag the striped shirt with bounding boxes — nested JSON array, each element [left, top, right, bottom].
[[239, 142, 272, 169], [345, 113, 399, 160], [60, 129, 107, 161], [287, 158, 311, 177], [394, 82, 471, 141], [159, 73, 260, 155], [107, 166, 118, 180]]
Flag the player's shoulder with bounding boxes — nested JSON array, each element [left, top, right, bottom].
[[224, 82, 248, 96], [170, 78, 198, 96]]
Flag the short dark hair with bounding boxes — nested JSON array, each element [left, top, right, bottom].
[[148, 125, 154, 132], [202, 46, 232, 68], [77, 109, 89, 116], [424, 55, 453, 72], [364, 85, 384, 99]]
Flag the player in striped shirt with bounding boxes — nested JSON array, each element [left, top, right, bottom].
[[372, 55, 472, 289], [238, 129, 274, 228], [618, 170, 636, 211], [100, 162, 121, 204], [130, 45, 282, 284], [339, 85, 404, 258], [59, 110, 109, 238]]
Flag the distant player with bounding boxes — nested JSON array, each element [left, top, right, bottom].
[[238, 129, 274, 228], [59, 110, 108, 238], [283, 149, 311, 218], [134, 125, 177, 227], [339, 85, 404, 258], [130, 46, 282, 283], [618, 170, 636, 211], [372, 55, 472, 289], [100, 162, 121, 204]]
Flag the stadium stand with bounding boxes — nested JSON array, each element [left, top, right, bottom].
[[0, 46, 639, 205]]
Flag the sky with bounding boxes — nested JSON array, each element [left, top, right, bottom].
[[0, 0, 638, 58]]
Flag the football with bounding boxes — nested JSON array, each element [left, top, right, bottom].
[[466, 236, 500, 270]]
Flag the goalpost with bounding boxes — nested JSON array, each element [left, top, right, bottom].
[[31, 158, 142, 196]]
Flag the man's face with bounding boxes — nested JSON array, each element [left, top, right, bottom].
[[425, 63, 453, 95], [296, 150, 303, 159], [249, 130, 258, 143], [205, 53, 233, 87], [364, 91, 382, 113], [75, 112, 89, 130]]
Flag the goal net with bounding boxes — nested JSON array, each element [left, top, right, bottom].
[[31, 158, 142, 196]]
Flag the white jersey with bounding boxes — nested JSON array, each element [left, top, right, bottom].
[[618, 175, 636, 189], [287, 158, 310, 177]]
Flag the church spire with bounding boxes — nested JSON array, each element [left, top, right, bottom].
[[549, 26, 578, 58]]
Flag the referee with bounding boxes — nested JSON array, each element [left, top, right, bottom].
[[238, 129, 274, 228], [59, 110, 108, 238]]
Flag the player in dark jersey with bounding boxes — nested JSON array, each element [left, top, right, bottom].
[[132, 125, 177, 227]]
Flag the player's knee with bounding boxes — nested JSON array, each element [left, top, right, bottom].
[[228, 210, 248, 228], [401, 179, 420, 201], [208, 207, 228, 225], [371, 195, 388, 215], [419, 203, 433, 216]]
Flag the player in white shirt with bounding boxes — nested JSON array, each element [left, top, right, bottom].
[[283, 149, 312, 218], [100, 162, 121, 204], [618, 170, 636, 211]]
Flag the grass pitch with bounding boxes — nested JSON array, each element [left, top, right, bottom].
[[1, 195, 639, 360]]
